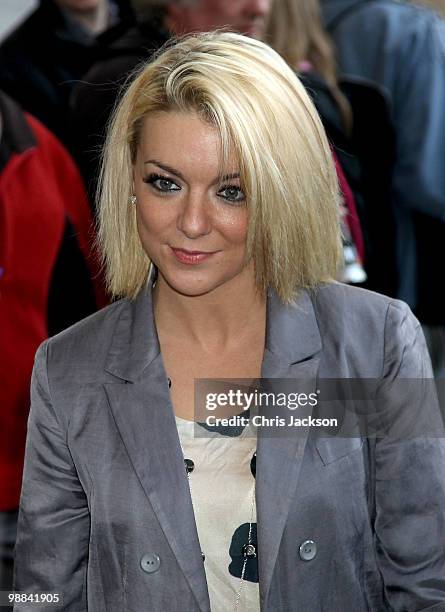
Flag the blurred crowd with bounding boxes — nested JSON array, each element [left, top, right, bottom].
[[1, 0, 445, 601]]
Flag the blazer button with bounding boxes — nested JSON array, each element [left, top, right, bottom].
[[140, 553, 161, 574], [299, 540, 317, 561]]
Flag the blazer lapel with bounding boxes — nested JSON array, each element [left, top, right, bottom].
[[256, 290, 322, 607], [103, 286, 210, 612]]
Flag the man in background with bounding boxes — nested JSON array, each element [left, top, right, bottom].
[[0, 0, 134, 148]]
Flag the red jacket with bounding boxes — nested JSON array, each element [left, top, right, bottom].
[[0, 92, 106, 510]]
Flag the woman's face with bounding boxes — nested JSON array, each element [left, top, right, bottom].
[[133, 111, 252, 298]]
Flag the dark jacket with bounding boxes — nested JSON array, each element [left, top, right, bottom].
[[0, 0, 133, 149], [70, 14, 169, 200], [300, 71, 397, 298]]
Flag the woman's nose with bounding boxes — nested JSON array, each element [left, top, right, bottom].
[[177, 192, 212, 239]]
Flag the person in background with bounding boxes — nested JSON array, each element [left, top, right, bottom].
[[0, 91, 106, 601], [411, 0, 445, 18], [58, 0, 130, 34], [159, 0, 271, 36], [265, 0, 367, 286], [265, 0, 350, 131], [0, 0, 134, 149], [320, 0, 445, 376]]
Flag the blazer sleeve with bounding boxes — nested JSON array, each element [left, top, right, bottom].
[[374, 301, 445, 610], [13, 341, 89, 611]]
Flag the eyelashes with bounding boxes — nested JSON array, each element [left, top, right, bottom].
[[142, 173, 246, 204], [143, 173, 180, 193], [217, 186, 246, 203]]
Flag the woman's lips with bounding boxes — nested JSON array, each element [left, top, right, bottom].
[[170, 247, 217, 265]]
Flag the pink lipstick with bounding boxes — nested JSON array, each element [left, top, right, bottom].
[[171, 247, 216, 265]]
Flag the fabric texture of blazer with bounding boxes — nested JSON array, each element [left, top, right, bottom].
[[13, 281, 445, 611]]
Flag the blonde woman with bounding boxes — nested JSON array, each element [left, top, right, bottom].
[[265, 0, 352, 132], [265, 0, 370, 286], [13, 32, 445, 612]]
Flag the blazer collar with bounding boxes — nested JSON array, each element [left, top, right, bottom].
[[105, 284, 322, 382], [264, 287, 322, 366], [104, 282, 159, 382]]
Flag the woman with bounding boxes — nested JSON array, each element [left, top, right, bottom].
[[265, 0, 352, 133], [266, 0, 370, 286], [13, 32, 445, 611]]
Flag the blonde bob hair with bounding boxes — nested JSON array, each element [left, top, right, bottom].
[[97, 31, 342, 303]]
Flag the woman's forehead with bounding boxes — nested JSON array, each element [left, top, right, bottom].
[[136, 111, 240, 179]]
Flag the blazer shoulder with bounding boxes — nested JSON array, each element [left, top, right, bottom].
[[309, 283, 420, 376], [311, 281, 408, 315], [43, 298, 130, 384], [312, 281, 418, 328]]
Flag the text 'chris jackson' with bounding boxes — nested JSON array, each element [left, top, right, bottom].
[[205, 414, 338, 428]]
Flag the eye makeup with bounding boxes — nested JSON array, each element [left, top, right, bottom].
[[142, 173, 246, 204], [143, 173, 181, 194]]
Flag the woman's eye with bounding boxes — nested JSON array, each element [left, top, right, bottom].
[[144, 174, 181, 193], [217, 185, 246, 203]]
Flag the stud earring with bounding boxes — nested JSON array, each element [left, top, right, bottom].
[[129, 194, 137, 205]]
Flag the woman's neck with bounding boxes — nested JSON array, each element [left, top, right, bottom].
[[153, 272, 266, 352]]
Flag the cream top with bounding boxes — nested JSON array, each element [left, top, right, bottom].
[[175, 416, 259, 612]]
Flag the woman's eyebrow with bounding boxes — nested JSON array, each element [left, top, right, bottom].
[[144, 159, 240, 184], [220, 173, 240, 182], [144, 159, 184, 181]]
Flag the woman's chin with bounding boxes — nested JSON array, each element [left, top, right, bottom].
[[158, 272, 221, 298], [154, 258, 255, 299]]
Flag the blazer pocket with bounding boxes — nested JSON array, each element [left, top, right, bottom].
[[315, 436, 364, 466]]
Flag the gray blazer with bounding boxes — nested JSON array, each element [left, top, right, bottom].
[[13, 282, 445, 611]]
